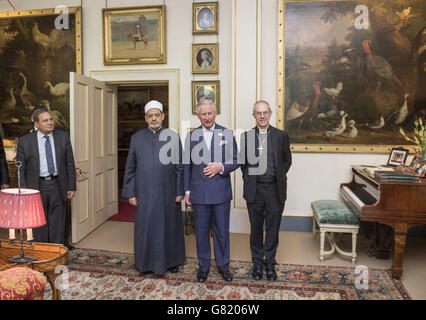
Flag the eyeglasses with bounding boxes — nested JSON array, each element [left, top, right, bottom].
[[253, 111, 271, 117]]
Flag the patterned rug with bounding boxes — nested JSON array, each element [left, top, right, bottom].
[[44, 248, 410, 300]]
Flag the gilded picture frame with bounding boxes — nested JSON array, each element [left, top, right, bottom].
[[0, 7, 82, 139], [103, 5, 166, 65], [277, 0, 425, 153], [192, 2, 218, 35], [192, 43, 219, 74], [191, 80, 220, 115]]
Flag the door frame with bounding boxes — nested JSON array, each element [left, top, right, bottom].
[[90, 69, 180, 133]]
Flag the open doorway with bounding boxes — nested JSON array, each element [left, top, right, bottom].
[[115, 82, 169, 221]]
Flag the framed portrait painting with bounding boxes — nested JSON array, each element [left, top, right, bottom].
[[192, 2, 218, 34], [277, 0, 426, 153], [103, 6, 166, 65], [0, 7, 82, 139], [191, 80, 220, 115], [192, 43, 219, 74]]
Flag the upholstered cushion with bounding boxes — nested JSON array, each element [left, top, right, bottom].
[[312, 200, 359, 225], [0, 267, 47, 300]]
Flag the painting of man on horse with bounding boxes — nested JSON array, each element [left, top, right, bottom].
[[132, 24, 148, 49]]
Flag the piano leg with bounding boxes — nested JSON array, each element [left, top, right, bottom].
[[373, 223, 393, 259], [392, 226, 408, 279]]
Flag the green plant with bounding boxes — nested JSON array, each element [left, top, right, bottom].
[[399, 117, 426, 153]]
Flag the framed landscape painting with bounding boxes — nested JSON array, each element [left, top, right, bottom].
[[0, 7, 82, 139], [117, 87, 150, 122], [277, 0, 426, 153], [103, 6, 166, 65]]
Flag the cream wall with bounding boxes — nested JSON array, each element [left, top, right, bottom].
[[6, 0, 404, 233]]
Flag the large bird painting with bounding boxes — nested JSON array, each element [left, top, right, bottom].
[[0, 7, 82, 139], [280, 0, 426, 152]]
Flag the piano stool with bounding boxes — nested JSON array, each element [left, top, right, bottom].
[[311, 200, 360, 265]]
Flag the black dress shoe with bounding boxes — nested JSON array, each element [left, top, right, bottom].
[[219, 269, 233, 282], [64, 241, 75, 251], [168, 265, 179, 273], [251, 265, 263, 280], [265, 265, 277, 281], [197, 270, 209, 283]]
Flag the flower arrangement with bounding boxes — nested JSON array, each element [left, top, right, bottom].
[[399, 117, 426, 159]]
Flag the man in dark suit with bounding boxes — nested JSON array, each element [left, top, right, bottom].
[[17, 107, 76, 244], [0, 137, 10, 189], [240, 100, 292, 281], [184, 98, 239, 282]]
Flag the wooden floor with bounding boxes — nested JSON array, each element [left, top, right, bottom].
[[1, 223, 425, 299]]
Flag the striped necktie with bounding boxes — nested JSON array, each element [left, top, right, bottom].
[[44, 135, 55, 176]]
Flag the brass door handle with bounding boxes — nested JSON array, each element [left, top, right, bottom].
[[78, 169, 88, 175]]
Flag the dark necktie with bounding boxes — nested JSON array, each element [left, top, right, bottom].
[[44, 135, 55, 176]]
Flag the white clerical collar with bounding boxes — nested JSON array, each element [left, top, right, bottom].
[[202, 123, 215, 132]]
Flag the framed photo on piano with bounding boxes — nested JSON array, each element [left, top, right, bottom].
[[410, 158, 426, 178], [387, 147, 409, 166]]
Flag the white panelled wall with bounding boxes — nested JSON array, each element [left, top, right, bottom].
[[7, 0, 402, 234]]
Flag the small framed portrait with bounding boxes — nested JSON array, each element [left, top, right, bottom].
[[387, 147, 409, 166], [192, 43, 218, 74], [191, 80, 220, 115], [192, 2, 218, 34]]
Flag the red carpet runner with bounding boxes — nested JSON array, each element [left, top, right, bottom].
[[108, 202, 135, 222]]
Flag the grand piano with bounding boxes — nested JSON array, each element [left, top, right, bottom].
[[340, 165, 426, 278]]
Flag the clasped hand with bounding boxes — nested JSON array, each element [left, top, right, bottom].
[[203, 162, 222, 178]]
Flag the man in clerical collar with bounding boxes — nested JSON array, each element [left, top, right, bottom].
[[239, 100, 292, 281]]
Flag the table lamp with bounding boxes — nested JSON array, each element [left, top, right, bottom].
[[0, 188, 45, 264]]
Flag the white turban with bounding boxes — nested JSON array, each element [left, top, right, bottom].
[[144, 100, 163, 113]]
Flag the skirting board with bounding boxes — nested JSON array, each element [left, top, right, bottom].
[[231, 213, 426, 235], [278, 217, 426, 235]]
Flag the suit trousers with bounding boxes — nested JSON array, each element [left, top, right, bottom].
[[33, 179, 66, 244], [246, 182, 284, 266], [192, 202, 230, 272]]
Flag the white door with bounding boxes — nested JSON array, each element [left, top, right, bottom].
[[70, 72, 118, 243]]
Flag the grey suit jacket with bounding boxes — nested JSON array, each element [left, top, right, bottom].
[[17, 129, 76, 201], [240, 125, 292, 204]]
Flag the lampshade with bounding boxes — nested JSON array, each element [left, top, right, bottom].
[[0, 188, 46, 229]]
